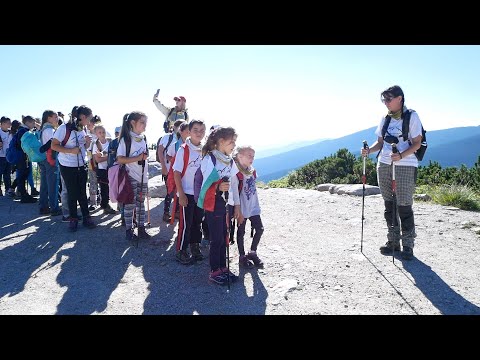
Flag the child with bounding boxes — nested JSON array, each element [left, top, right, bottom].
[[197, 127, 239, 286], [230, 145, 264, 269], [172, 120, 205, 264], [116, 112, 151, 242], [0, 116, 13, 197], [92, 124, 116, 215]]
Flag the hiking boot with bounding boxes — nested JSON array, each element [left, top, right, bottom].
[[379, 241, 401, 255], [6, 189, 15, 197], [209, 269, 228, 285], [39, 207, 51, 215], [162, 213, 171, 222], [401, 246, 414, 260], [63, 215, 82, 222], [103, 206, 116, 215], [239, 255, 254, 269], [31, 188, 40, 196], [221, 267, 238, 283], [246, 251, 264, 268], [20, 194, 37, 203], [176, 250, 193, 265], [50, 209, 62, 217], [137, 227, 152, 240], [83, 216, 96, 229], [69, 219, 78, 232], [190, 243, 204, 261], [126, 228, 137, 242]]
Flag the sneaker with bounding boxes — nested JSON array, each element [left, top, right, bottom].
[[239, 255, 254, 269], [6, 189, 15, 197], [20, 195, 37, 203], [190, 243, 204, 261], [162, 213, 172, 222], [221, 267, 238, 283], [246, 251, 264, 269], [209, 269, 228, 285], [62, 215, 82, 222], [126, 228, 137, 242], [103, 206, 116, 215], [50, 209, 62, 216], [176, 250, 194, 265], [69, 219, 78, 232], [31, 188, 40, 196], [137, 227, 152, 240], [401, 246, 414, 260], [39, 207, 51, 215], [88, 205, 96, 211], [379, 241, 401, 255], [82, 216, 96, 229]]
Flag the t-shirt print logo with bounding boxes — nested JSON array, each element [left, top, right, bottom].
[[244, 176, 257, 200], [188, 154, 202, 168]]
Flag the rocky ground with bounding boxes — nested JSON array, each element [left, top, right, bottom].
[[1, 187, 479, 315]]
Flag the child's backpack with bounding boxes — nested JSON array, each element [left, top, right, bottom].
[[107, 137, 120, 169], [381, 109, 427, 161], [163, 108, 188, 133], [166, 143, 190, 195], [108, 136, 134, 204], [6, 132, 23, 164], [21, 130, 46, 163], [155, 133, 174, 162]]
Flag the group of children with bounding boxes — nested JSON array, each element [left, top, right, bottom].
[[1, 102, 266, 287]]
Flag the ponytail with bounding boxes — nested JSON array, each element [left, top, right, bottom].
[[201, 126, 237, 156]]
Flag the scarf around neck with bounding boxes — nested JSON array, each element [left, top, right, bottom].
[[234, 157, 254, 176], [388, 105, 408, 120], [212, 149, 232, 165], [186, 138, 202, 152]]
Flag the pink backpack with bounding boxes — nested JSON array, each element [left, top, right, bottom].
[[108, 164, 134, 204]]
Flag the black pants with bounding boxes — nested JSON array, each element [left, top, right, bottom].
[[206, 195, 228, 271], [176, 194, 203, 251], [96, 168, 109, 209], [60, 164, 89, 220], [16, 155, 29, 196], [163, 174, 172, 214], [237, 214, 264, 256]]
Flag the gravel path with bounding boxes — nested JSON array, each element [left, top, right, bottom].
[[1, 188, 479, 315]]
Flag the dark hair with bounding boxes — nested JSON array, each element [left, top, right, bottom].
[[69, 105, 92, 130], [22, 115, 35, 125], [202, 126, 236, 156], [173, 119, 185, 129], [0, 116, 11, 125], [119, 111, 146, 153], [10, 120, 20, 134], [381, 85, 405, 115], [188, 119, 205, 131], [179, 122, 189, 133], [90, 115, 102, 125], [41, 110, 56, 129]]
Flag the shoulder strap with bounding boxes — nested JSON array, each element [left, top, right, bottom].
[[236, 172, 244, 194], [125, 136, 132, 158], [402, 110, 412, 141], [180, 143, 189, 177], [164, 133, 174, 154], [381, 115, 392, 138], [168, 107, 175, 118], [96, 139, 103, 153], [61, 125, 72, 147]]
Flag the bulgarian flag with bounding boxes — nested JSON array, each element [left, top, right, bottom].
[[197, 154, 222, 212]]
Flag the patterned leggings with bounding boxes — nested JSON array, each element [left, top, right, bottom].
[[124, 176, 148, 230]]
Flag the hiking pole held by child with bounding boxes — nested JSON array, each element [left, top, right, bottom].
[[361, 140, 369, 253], [221, 176, 231, 292], [391, 143, 398, 263], [138, 157, 146, 248]]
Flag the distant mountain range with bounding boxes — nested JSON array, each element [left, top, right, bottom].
[[255, 126, 480, 182], [255, 138, 328, 159]]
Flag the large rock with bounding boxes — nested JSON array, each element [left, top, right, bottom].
[[316, 183, 335, 192], [148, 175, 167, 198], [148, 161, 162, 179], [329, 184, 380, 196]]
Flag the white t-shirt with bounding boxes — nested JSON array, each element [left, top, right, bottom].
[[92, 140, 110, 170], [41, 126, 55, 145], [159, 133, 176, 172], [116, 132, 149, 183], [375, 110, 423, 167], [0, 130, 12, 157], [172, 142, 202, 196], [53, 124, 88, 167]]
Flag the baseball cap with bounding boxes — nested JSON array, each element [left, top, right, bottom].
[[174, 96, 186, 102], [114, 126, 121, 133]]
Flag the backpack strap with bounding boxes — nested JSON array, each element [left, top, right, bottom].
[[401, 109, 413, 142], [236, 172, 244, 195], [125, 136, 132, 158], [96, 139, 103, 153], [180, 142, 190, 178], [61, 125, 72, 147], [381, 115, 392, 138], [164, 133, 174, 157]]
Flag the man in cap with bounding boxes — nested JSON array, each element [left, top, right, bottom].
[[153, 90, 189, 134]]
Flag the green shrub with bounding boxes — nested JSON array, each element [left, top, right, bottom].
[[429, 185, 480, 211]]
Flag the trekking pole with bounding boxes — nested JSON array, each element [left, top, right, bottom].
[[221, 176, 231, 293], [138, 156, 146, 248], [361, 140, 369, 253], [146, 186, 151, 228], [391, 143, 398, 264]]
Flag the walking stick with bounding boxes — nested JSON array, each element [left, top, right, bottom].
[[221, 176, 231, 292], [361, 140, 368, 253], [391, 143, 398, 264], [147, 186, 151, 227], [138, 157, 146, 248]]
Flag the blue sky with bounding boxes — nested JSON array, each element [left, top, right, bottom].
[[1, 45, 479, 150]]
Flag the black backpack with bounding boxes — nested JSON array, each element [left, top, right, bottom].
[[163, 108, 188, 133], [381, 109, 427, 161]]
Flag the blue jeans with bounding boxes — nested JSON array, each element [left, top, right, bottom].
[[39, 159, 60, 211], [0, 157, 12, 191]]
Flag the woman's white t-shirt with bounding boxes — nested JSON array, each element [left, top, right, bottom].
[[53, 124, 88, 167], [116, 132, 149, 183]]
